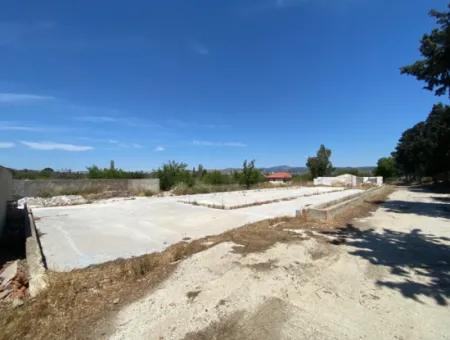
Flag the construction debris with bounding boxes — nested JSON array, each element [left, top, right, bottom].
[[17, 195, 88, 209]]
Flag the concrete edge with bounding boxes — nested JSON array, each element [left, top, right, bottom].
[[25, 204, 48, 297], [299, 186, 391, 222], [179, 188, 346, 210]]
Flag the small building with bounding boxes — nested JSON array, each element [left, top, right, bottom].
[[265, 172, 292, 183], [313, 174, 383, 187]]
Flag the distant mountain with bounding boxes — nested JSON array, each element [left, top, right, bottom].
[[261, 165, 308, 174], [220, 165, 375, 175], [262, 165, 375, 175]]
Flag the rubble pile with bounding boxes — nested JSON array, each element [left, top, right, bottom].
[[17, 195, 88, 208]]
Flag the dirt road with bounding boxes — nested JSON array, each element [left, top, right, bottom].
[[110, 187, 450, 340]]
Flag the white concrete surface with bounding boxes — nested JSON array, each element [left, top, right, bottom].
[[314, 174, 383, 187], [180, 186, 343, 209], [32, 188, 362, 271]]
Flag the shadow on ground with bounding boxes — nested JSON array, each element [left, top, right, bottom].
[[381, 200, 450, 219], [323, 225, 450, 306]]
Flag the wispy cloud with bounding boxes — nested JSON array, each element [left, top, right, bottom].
[[76, 137, 144, 149], [0, 121, 45, 131], [193, 140, 247, 147], [0, 142, 15, 149], [0, 92, 55, 103], [21, 141, 93, 152], [74, 114, 160, 129], [154, 145, 165, 152], [108, 139, 144, 149], [75, 115, 119, 123], [167, 119, 230, 129], [189, 40, 209, 55]]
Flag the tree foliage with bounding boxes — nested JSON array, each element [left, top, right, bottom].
[[393, 103, 450, 180], [374, 157, 398, 179], [87, 163, 148, 179], [306, 144, 333, 178], [400, 5, 450, 97], [203, 170, 232, 185], [156, 161, 194, 190], [239, 160, 263, 189]]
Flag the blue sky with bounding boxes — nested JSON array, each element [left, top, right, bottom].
[[0, 0, 448, 171]]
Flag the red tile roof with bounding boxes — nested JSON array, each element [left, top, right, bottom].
[[265, 172, 292, 180]]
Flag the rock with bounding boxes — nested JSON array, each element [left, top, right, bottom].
[[0, 261, 18, 289], [0, 289, 11, 300], [12, 298, 24, 308], [113, 298, 120, 304], [18, 195, 88, 208]]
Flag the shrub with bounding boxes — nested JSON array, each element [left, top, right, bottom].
[[156, 161, 194, 191]]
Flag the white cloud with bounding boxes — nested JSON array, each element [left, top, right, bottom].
[[154, 146, 165, 152], [0, 142, 15, 148], [21, 141, 93, 152], [0, 121, 44, 131], [74, 115, 161, 129], [108, 140, 144, 148], [0, 92, 55, 103], [168, 119, 230, 129], [75, 115, 119, 123], [193, 140, 247, 147]]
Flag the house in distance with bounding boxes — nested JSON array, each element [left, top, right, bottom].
[[265, 172, 292, 183]]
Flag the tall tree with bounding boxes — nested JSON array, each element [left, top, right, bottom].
[[374, 157, 398, 179], [240, 160, 262, 189], [400, 5, 450, 97], [306, 144, 333, 178], [393, 104, 450, 181]]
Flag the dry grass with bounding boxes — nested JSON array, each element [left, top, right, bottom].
[[0, 186, 393, 340]]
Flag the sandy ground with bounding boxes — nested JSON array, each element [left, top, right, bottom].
[[32, 187, 361, 271], [110, 187, 450, 340]]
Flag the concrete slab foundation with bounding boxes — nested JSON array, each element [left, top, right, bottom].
[[179, 186, 344, 209], [32, 187, 362, 271]]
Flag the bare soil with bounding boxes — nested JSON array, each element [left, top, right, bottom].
[[0, 187, 393, 340]]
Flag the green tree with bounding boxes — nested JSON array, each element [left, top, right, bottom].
[[203, 170, 231, 185], [306, 144, 333, 178], [374, 157, 398, 179], [40, 167, 54, 178], [400, 5, 450, 97], [156, 161, 193, 190], [240, 160, 263, 189], [393, 104, 450, 181]]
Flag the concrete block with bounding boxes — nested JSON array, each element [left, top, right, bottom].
[[25, 207, 48, 297], [302, 186, 389, 222]]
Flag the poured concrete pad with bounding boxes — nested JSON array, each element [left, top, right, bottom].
[[180, 186, 344, 209], [32, 188, 362, 271]]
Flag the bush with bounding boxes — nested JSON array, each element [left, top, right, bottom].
[[156, 161, 194, 191], [202, 170, 234, 185]]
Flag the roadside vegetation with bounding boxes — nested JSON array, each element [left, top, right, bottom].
[[376, 6, 450, 184], [156, 159, 266, 194]]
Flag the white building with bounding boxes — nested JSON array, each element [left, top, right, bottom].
[[313, 174, 383, 187]]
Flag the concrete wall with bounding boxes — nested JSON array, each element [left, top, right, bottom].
[[301, 186, 390, 222], [0, 167, 13, 236], [12, 178, 160, 198], [314, 174, 383, 187]]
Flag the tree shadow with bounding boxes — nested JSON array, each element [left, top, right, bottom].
[[322, 225, 450, 306], [381, 200, 450, 219]]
